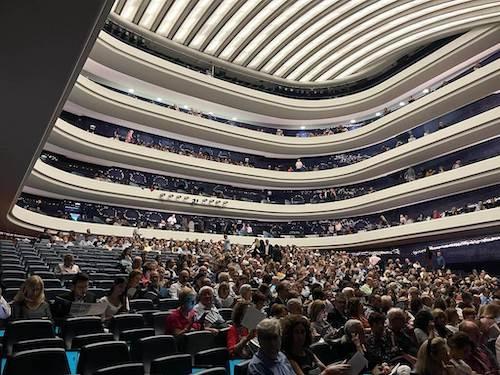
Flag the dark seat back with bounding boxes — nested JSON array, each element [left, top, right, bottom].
[[234, 359, 250, 375], [94, 363, 144, 375], [181, 331, 217, 355], [13, 337, 64, 353], [195, 368, 227, 375], [61, 316, 104, 349], [71, 332, 114, 350], [152, 311, 170, 335], [129, 299, 154, 311], [3, 319, 54, 355], [130, 335, 177, 373], [3, 348, 70, 375], [77, 341, 130, 375], [159, 298, 179, 311], [193, 347, 230, 369], [150, 354, 192, 375], [109, 313, 144, 339], [119, 328, 155, 343]]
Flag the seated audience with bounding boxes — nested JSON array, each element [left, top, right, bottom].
[[169, 269, 190, 299], [248, 318, 294, 375], [99, 277, 129, 321], [448, 332, 475, 375], [53, 273, 96, 320], [387, 308, 419, 357], [413, 310, 435, 345], [309, 300, 337, 342], [0, 288, 11, 320], [415, 337, 451, 375], [165, 287, 199, 335], [227, 301, 255, 358], [193, 286, 226, 331], [126, 270, 144, 300], [330, 319, 366, 363], [281, 314, 325, 374], [459, 320, 499, 374], [11, 275, 52, 320], [54, 254, 80, 274]]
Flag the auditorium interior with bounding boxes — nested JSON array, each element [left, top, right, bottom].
[[0, 1, 499, 375]]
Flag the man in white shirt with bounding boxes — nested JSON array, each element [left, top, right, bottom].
[[295, 158, 304, 171], [0, 289, 11, 320], [193, 286, 225, 331], [169, 269, 190, 299], [55, 254, 80, 275], [167, 214, 177, 227]]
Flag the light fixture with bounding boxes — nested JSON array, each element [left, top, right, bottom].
[[128, 88, 134, 93], [156, 97, 162, 102], [183, 105, 189, 109], [422, 88, 429, 94], [399, 101, 405, 106], [300, 126, 306, 130], [232, 117, 237, 121], [376, 112, 382, 116], [350, 119, 356, 124], [208, 112, 213, 115]]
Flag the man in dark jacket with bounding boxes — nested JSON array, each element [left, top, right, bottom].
[[52, 273, 96, 322]]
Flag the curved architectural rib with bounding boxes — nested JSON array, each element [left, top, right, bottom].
[[26, 155, 500, 221], [70, 58, 500, 156], [48, 107, 499, 189], [10, 205, 500, 249], [109, 0, 500, 82]]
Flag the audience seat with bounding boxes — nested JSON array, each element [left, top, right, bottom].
[[3, 319, 54, 355], [119, 328, 155, 343], [94, 363, 144, 375], [41, 279, 62, 288], [88, 287, 106, 299], [3, 288, 18, 302], [71, 332, 114, 350], [130, 299, 155, 311], [152, 311, 170, 335], [108, 313, 144, 339], [1, 278, 25, 289], [218, 308, 233, 322], [215, 327, 230, 347], [150, 354, 192, 375], [310, 341, 335, 365], [137, 309, 159, 327], [3, 348, 70, 375], [159, 298, 179, 311], [234, 360, 250, 375], [195, 368, 227, 375], [193, 347, 229, 369], [61, 316, 104, 349], [13, 337, 65, 353], [1, 271, 26, 279], [77, 341, 130, 375], [181, 331, 217, 355], [44, 288, 70, 301], [130, 335, 177, 374]]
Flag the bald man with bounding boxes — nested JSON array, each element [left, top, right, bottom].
[[459, 320, 498, 374]]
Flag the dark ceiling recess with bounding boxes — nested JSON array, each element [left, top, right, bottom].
[[0, 0, 114, 234]]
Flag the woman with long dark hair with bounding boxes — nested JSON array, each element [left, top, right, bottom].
[[99, 277, 129, 321]]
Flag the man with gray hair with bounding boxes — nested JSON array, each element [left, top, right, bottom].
[[286, 298, 303, 315], [193, 286, 226, 331], [248, 318, 294, 375], [387, 308, 418, 357]]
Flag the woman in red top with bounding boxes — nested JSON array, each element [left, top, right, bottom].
[[165, 287, 200, 335], [227, 301, 255, 358]]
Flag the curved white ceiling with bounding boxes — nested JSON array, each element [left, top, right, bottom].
[[110, 0, 500, 82]]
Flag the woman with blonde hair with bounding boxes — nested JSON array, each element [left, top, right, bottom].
[[11, 275, 52, 320], [415, 337, 453, 375]]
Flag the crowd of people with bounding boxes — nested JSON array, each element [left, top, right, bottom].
[[18, 186, 500, 239], [2, 231, 499, 375]]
